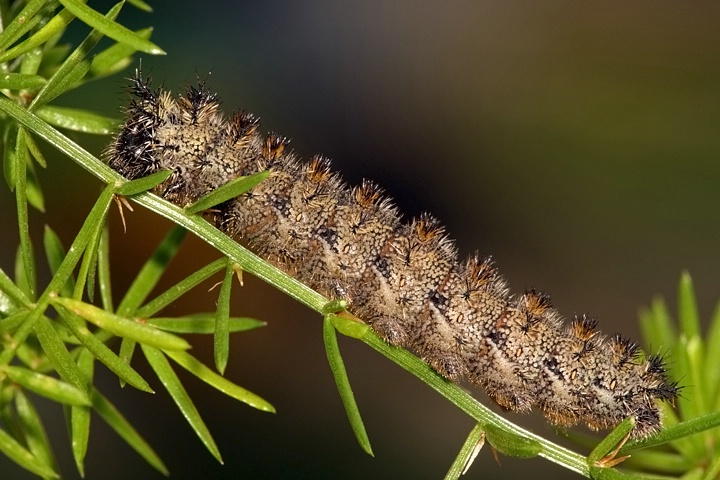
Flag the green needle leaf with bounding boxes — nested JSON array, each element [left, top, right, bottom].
[[114, 170, 171, 196], [0, 7, 75, 64], [70, 404, 90, 478], [35, 105, 121, 134], [142, 344, 222, 463], [89, 27, 154, 79], [588, 416, 634, 465], [0, 426, 59, 478], [621, 412, 720, 454], [126, 0, 153, 12], [70, 349, 94, 477], [35, 60, 92, 111], [58, 0, 165, 54], [15, 389, 56, 472], [73, 206, 106, 301], [444, 424, 485, 480], [214, 260, 234, 374], [29, 2, 125, 110], [15, 128, 37, 299], [55, 306, 153, 393], [0, 73, 46, 90], [0, 311, 29, 334], [323, 314, 373, 456], [0, 0, 49, 51], [14, 247, 33, 304], [78, 196, 115, 308], [672, 336, 705, 458], [97, 226, 114, 312], [678, 272, 701, 339], [484, 423, 541, 459], [165, 349, 275, 413], [639, 298, 676, 360], [185, 171, 269, 214], [118, 338, 137, 384], [148, 314, 265, 334], [34, 316, 88, 392], [51, 296, 191, 351], [118, 337, 133, 374], [24, 157, 45, 212], [24, 133, 47, 168], [0, 365, 90, 406]]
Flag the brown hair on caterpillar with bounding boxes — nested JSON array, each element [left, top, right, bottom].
[[107, 71, 679, 438]]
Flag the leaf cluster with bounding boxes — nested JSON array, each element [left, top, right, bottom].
[[0, 2, 272, 477]]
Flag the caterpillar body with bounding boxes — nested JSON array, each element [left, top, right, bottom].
[[107, 72, 678, 438]]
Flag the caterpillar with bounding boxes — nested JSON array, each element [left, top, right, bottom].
[[107, 71, 679, 438]]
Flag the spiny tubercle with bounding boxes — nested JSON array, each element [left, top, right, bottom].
[[107, 72, 679, 437]]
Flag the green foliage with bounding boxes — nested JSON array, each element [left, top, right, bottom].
[[0, 1, 716, 478], [626, 273, 720, 479], [0, 2, 271, 477]]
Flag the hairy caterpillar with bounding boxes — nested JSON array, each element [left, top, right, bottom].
[[107, 71, 678, 438]]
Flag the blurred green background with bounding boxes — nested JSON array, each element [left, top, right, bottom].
[[1, 1, 719, 478]]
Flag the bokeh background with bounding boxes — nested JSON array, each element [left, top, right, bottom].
[[1, 1, 720, 479]]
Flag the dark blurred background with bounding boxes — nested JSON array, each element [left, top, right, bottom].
[[1, 1, 719, 479]]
